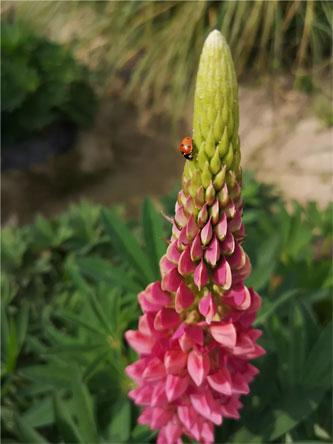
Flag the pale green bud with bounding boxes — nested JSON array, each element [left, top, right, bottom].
[[183, 30, 241, 197]]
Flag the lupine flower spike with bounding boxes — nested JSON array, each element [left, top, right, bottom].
[[125, 30, 265, 444]]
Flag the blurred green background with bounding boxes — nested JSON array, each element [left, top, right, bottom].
[[1, 1, 332, 443]]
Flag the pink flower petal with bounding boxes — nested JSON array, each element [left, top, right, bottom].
[[160, 256, 176, 278], [229, 209, 242, 232], [139, 282, 171, 313], [151, 382, 168, 407], [125, 358, 148, 382], [178, 325, 203, 352], [184, 195, 195, 215], [178, 246, 196, 276], [171, 323, 185, 340], [198, 293, 216, 324], [177, 226, 189, 249], [166, 241, 181, 264], [248, 288, 262, 312], [187, 349, 210, 386], [210, 322, 237, 348], [194, 260, 208, 290], [200, 422, 214, 444], [207, 368, 232, 395], [172, 223, 181, 240], [185, 325, 204, 345], [225, 201, 236, 219], [154, 308, 181, 331], [142, 357, 166, 381], [190, 233, 203, 261], [125, 330, 155, 355], [151, 407, 174, 428], [158, 420, 183, 444], [130, 386, 152, 405], [197, 204, 208, 227], [165, 374, 189, 401], [137, 407, 153, 424], [138, 313, 153, 335], [164, 348, 188, 375], [220, 396, 242, 419], [161, 267, 182, 292], [204, 235, 220, 267], [221, 230, 235, 255], [200, 218, 213, 246], [195, 186, 205, 207], [175, 282, 195, 313], [210, 199, 219, 224], [231, 373, 250, 395], [185, 215, 199, 240], [177, 190, 187, 207], [177, 405, 195, 431], [228, 244, 246, 269], [215, 212, 227, 241], [175, 206, 188, 228], [224, 285, 251, 310], [190, 391, 222, 425], [234, 222, 245, 242], [213, 258, 232, 289]]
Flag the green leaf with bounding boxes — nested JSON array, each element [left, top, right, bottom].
[[302, 321, 332, 389], [131, 424, 156, 443], [254, 289, 299, 326], [142, 198, 166, 279], [14, 415, 48, 443], [106, 398, 131, 443], [101, 209, 154, 284], [76, 256, 141, 293], [21, 397, 54, 428], [55, 310, 106, 337], [16, 300, 29, 350], [246, 235, 280, 290], [53, 392, 84, 443], [20, 363, 72, 388], [287, 304, 306, 386], [232, 387, 326, 443], [71, 374, 99, 443], [268, 388, 326, 441]]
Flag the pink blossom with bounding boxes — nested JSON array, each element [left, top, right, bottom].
[[125, 187, 264, 444]]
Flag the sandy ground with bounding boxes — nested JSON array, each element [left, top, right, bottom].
[[2, 80, 332, 225]]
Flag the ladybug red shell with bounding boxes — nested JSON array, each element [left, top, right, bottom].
[[179, 136, 193, 160]]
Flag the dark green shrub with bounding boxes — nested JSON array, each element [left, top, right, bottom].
[[1, 20, 97, 145]]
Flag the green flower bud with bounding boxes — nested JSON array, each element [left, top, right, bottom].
[[183, 30, 240, 195]]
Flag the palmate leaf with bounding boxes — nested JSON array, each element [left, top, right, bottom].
[[106, 397, 131, 443], [54, 309, 106, 337], [14, 414, 48, 444], [231, 387, 327, 443], [70, 373, 99, 444], [76, 256, 141, 293], [101, 208, 154, 285], [302, 321, 332, 390], [53, 392, 84, 444], [142, 198, 167, 279], [287, 304, 306, 386], [254, 289, 299, 326], [21, 397, 54, 428], [246, 234, 280, 291]]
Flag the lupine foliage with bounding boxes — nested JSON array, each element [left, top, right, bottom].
[[1, 175, 332, 443]]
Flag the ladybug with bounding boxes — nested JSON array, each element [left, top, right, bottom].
[[179, 136, 193, 160]]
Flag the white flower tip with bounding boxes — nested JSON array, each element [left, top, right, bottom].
[[205, 29, 225, 49]]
